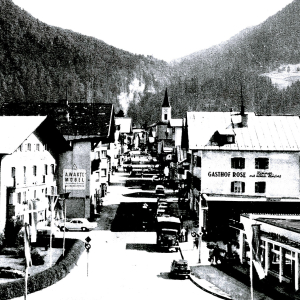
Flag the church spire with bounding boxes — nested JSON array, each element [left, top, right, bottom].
[[162, 88, 170, 107]]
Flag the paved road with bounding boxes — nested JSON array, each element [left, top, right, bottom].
[[14, 174, 218, 300]]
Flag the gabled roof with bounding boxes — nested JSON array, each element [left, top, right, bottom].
[[187, 112, 300, 151], [0, 116, 69, 154], [115, 117, 132, 133], [1, 102, 114, 141]]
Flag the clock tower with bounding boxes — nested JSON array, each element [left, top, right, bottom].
[[161, 88, 171, 123]]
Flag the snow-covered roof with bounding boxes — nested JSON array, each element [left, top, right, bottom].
[[115, 117, 132, 133], [170, 118, 182, 127], [187, 112, 300, 151], [0, 116, 48, 154]]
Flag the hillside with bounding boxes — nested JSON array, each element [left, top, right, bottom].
[[0, 0, 171, 113], [160, 0, 300, 116]]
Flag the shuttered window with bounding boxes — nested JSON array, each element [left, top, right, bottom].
[[255, 182, 266, 193], [231, 157, 245, 169], [255, 158, 269, 169], [231, 181, 245, 193]]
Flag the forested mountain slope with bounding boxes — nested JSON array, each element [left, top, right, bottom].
[[128, 0, 300, 126], [0, 0, 171, 112], [2, 0, 300, 128]]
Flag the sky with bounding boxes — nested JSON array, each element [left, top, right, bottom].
[[12, 0, 294, 62]]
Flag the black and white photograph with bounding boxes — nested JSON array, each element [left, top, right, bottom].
[[0, 0, 300, 299]]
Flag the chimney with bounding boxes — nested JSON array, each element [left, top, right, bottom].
[[240, 84, 248, 127]]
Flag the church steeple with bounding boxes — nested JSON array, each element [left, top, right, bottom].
[[161, 88, 171, 122], [162, 88, 170, 107]]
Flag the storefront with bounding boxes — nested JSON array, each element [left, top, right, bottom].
[[236, 215, 300, 291]]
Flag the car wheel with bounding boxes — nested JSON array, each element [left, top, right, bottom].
[[81, 227, 88, 232]]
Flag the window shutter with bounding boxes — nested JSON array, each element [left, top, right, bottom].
[[242, 182, 245, 193], [231, 182, 234, 192], [241, 158, 245, 169], [255, 158, 259, 169], [265, 159, 269, 169]]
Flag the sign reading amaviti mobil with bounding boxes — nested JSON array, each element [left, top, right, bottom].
[[63, 169, 86, 190]]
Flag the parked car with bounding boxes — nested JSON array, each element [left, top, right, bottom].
[[170, 259, 191, 279], [155, 185, 165, 195], [58, 218, 97, 232]]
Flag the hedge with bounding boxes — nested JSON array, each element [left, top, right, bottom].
[[0, 239, 85, 299]]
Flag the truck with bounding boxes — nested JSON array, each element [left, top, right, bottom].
[[156, 215, 181, 251]]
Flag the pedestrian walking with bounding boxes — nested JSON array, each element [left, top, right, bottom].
[[180, 227, 186, 242], [193, 236, 199, 249]]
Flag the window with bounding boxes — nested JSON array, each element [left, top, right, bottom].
[[23, 191, 26, 202], [255, 182, 266, 193], [231, 157, 245, 169], [101, 150, 107, 158], [227, 136, 234, 143], [164, 114, 167, 120], [18, 144, 23, 152], [11, 167, 15, 178], [96, 151, 100, 159], [51, 164, 55, 175], [101, 168, 107, 177], [44, 164, 48, 175], [33, 165, 37, 176], [27, 143, 31, 151], [23, 166, 26, 184], [36, 144, 40, 151], [17, 192, 21, 204], [255, 158, 269, 169], [196, 156, 201, 167], [34, 190, 37, 198], [231, 181, 245, 193]]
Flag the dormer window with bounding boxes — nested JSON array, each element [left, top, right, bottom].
[[227, 136, 234, 143], [213, 130, 235, 146]]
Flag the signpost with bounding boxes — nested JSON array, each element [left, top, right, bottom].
[[85, 236, 91, 277], [47, 195, 58, 267], [60, 191, 70, 256]]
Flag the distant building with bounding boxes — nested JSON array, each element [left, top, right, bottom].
[[147, 89, 182, 156], [113, 117, 133, 166]]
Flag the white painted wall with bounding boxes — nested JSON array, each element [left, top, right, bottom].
[[201, 150, 300, 198], [0, 133, 57, 232]]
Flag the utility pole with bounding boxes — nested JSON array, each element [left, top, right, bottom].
[[198, 194, 202, 264]]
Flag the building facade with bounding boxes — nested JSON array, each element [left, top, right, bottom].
[[0, 116, 69, 238], [182, 111, 300, 236]]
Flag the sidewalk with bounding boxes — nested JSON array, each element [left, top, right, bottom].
[[179, 234, 232, 300], [179, 234, 300, 300]]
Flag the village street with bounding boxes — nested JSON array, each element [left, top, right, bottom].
[[13, 171, 218, 300]]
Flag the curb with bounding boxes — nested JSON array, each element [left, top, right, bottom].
[[180, 245, 232, 300], [189, 274, 232, 300]]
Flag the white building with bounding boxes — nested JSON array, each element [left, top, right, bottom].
[[0, 116, 69, 238], [182, 110, 300, 235]]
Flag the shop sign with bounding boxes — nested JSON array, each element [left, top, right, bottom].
[[63, 169, 86, 190], [208, 171, 281, 178]]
